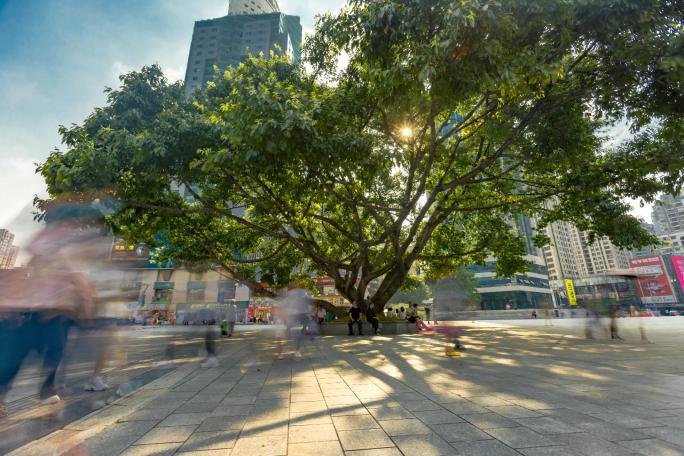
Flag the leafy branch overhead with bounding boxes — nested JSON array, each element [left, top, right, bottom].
[[39, 0, 683, 311]]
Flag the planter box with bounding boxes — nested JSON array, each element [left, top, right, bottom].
[[319, 320, 417, 335]]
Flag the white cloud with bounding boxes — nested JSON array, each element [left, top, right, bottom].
[[111, 61, 133, 80], [627, 197, 654, 224], [0, 156, 46, 238], [164, 65, 186, 83]]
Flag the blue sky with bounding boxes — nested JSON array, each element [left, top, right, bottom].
[[0, 0, 651, 249], [0, 0, 345, 238]]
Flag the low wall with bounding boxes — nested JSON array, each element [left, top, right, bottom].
[[320, 320, 417, 335], [440, 309, 587, 320]]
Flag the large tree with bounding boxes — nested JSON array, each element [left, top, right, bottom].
[[40, 0, 682, 312]]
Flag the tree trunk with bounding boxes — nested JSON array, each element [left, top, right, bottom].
[[368, 266, 410, 314]]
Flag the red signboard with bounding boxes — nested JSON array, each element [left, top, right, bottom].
[[671, 256, 684, 295], [629, 256, 675, 304]]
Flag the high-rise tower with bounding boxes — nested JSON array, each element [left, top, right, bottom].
[[0, 229, 16, 269], [184, 1, 302, 95], [228, 0, 279, 16]]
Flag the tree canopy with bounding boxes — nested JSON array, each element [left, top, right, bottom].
[[40, 0, 683, 311]]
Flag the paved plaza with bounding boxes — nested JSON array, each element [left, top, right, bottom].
[[9, 317, 684, 456]]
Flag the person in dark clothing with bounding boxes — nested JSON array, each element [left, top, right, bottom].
[[348, 305, 363, 335], [609, 306, 622, 341], [366, 305, 380, 335]]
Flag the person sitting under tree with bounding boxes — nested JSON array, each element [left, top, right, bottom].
[[407, 303, 429, 331], [348, 304, 363, 335], [365, 303, 380, 335]]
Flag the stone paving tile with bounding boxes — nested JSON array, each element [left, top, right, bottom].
[[325, 395, 362, 406], [158, 412, 209, 427], [291, 400, 328, 414], [413, 409, 464, 425], [450, 439, 523, 456], [210, 405, 253, 417], [514, 417, 583, 434], [193, 393, 229, 403], [619, 438, 684, 456], [120, 443, 183, 456], [78, 420, 159, 456], [609, 404, 676, 419], [338, 429, 395, 451], [156, 391, 197, 402], [485, 427, 555, 449], [329, 404, 372, 416], [288, 440, 344, 456], [512, 399, 556, 411], [585, 411, 654, 429], [488, 406, 544, 419], [344, 448, 403, 456], [291, 393, 325, 402], [290, 411, 333, 426], [429, 422, 493, 442], [259, 390, 291, 400], [391, 433, 459, 456], [552, 433, 637, 456], [180, 402, 221, 413], [655, 416, 684, 430], [442, 401, 490, 415], [540, 409, 602, 427], [468, 396, 514, 407], [640, 426, 684, 448], [575, 420, 649, 441], [118, 408, 173, 422], [399, 400, 445, 412], [135, 425, 197, 445], [368, 405, 414, 421], [241, 421, 289, 436], [378, 418, 432, 436], [461, 412, 521, 429], [175, 450, 230, 456], [197, 415, 247, 432], [332, 414, 380, 431], [288, 423, 339, 443], [179, 431, 239, 451], [219, 396, 257, 406], [519, 447, 580, 456], [231, 435, 288, 456]]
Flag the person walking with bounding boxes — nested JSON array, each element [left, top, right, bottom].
[[200, 308, 220, 368], [225, 303, 237, 337], [348, 304, 363, 335], [1, 203, 101, 416], [609, 306, 623, 341]]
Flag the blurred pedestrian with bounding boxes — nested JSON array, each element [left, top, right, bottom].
[[82, 266, 130, 392], [609, 305, 622, 341], [200, 308, 220, 367], [226, 303, 237, 337], [0, 203, 101, 416], [273, 287, 312, 359]]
